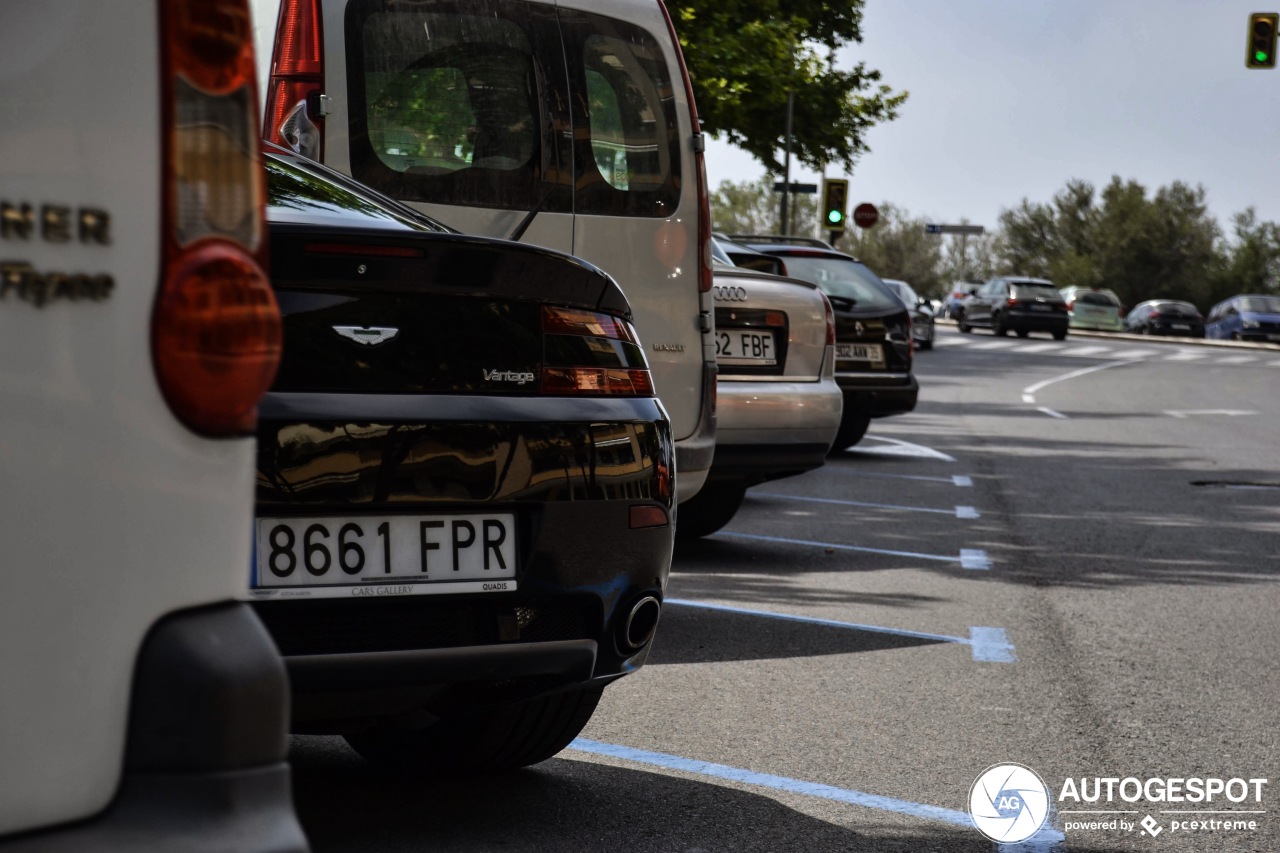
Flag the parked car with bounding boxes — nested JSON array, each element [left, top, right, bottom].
[[0, 2, 306, 849], [1204, 294, 1280, 342], [677, 264, 842, 538], [942, 281, 982, 318], [1060, 286, 1125, 332], [251, 0, 716, 506], [1124, 300, 1206, 337], [730, 237, 918, 450], [251, 146, 675, 775], [882, 278, 936, 349], [958, 276, 1069, 339], [712, 233, 788, 275]]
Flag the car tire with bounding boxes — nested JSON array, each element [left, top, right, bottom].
[[992, 314, 1008, 336], [919, 329, 933, 350], [828, 414, 872, 454], [345, 684, 604, 776], [675, 481, 747, 540], [1053, 329, 1068, 341], [957, 310, 971, 333]]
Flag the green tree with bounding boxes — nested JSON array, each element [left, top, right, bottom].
[[710, 177, 815, 235], [671, 0, 907, 173]]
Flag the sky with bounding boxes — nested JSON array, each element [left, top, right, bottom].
[[703, 0, 1280, 238]]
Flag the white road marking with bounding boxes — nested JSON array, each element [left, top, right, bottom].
[[1108, 348, 1158, 359], [969, 340, 1019, 350], [953, 475, 973, 487], [1213, 355, 1257, 365], [1015, 343, 1065, 353], [754, 492, 976, 518], [848, 472, 974, 486], [1165, 409, 1258, 419], [853, 436, 956, 462], [715, 532, 993, 570], [955, 505, 981, 519], [1163, 351, 1206, 361], [960, 549, 993, 570], [932, 336, 970, 346], [1065, 345, 1110, 357], [1037, 407, 1069, 419], [1021, 358, 1144, 404]]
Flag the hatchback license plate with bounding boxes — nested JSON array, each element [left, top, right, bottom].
[[836, 343, 884, 363], [717, 329, 777, 365], [253, 514, 517, 599]]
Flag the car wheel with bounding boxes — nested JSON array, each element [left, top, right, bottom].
[[828, 414, 872, 454], [919, 327, 934, 350], [675, 481, 747, 540], [345, 684, 604, 776], [957, 310, 971, 333], [992, 313, 1008, 336], [1053, 329, 1068, 341]]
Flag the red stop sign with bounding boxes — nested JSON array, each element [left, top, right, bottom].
[[853, 203, 879, 229]]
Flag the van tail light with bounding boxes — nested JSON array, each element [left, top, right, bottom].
[[541, 306, 654, 396], [1064, 299, 1075, 311], [1006, 297, 1019, 307], [156, 0, 282, 436], [263, 0, 325, 159], [658, 0, 712, 294]]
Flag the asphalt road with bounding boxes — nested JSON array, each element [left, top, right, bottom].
[[291, 326, 1280, 852]]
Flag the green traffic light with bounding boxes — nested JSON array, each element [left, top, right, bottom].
[[827, 210, 843, 224], [1257, 50, 1270, 63]]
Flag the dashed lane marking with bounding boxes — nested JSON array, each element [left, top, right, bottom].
[[1037, 407, 1069, 419], [754, 492, 980, 519], [838, 471, 974, 487], [850, 436, 956, 462]]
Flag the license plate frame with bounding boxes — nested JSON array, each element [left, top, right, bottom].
[[717, 328, 778, 366], [252, 513, 517, 600]]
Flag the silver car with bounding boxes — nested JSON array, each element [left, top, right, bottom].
[[677, 264, 843, 538]]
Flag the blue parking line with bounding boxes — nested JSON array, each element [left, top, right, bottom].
[[565, 740, 1067, 851], [714, 530, 991, 571], [665, 599, 1018, 664]]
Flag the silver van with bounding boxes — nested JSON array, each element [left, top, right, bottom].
[[251, 0, 716, 503]]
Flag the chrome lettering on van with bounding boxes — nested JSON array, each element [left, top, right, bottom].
[[652, 343, 686, 352], [1, 201, 111, 245], [0, 262, 114, 307], [483, 369, 536, 385]]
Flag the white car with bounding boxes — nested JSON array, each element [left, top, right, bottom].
[[677, 263, 842, 538], [0, 2, 304, 848], [251, 0, 717, 505]]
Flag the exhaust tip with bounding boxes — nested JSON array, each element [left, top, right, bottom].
[[620, 595, 662, 651]]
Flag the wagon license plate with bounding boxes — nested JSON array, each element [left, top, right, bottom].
[[1031, 303, 1053, 311], [717, 329, 777, 365], [836, 343, 884, 363], [1172, 324, 1190, 330], [252, 514, 517, 599]]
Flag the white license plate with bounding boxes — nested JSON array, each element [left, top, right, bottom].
[[252, 514, 517, 599], [717, 329, 777, 365], [836, 342, 884, 363], [1172, 324, 1190, 330], [1031, 303, 1053, 311]]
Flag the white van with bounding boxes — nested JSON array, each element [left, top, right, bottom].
[[0, 1, 304, 848], [250, 0, 716, 503]]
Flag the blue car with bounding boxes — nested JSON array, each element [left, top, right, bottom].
[[1205, 294, 1280, 342]]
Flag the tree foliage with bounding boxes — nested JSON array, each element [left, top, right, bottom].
[[671, 0, 907, 173], [711, 175, 1280, 311]]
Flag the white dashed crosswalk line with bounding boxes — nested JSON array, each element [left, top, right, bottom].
[[968, 340, 1019, 350], [1016, 343, 1065, 353], [1065, 345, 1111, 357], [1213, 355, 1257, 365], [1163, 351, 1207, 361]]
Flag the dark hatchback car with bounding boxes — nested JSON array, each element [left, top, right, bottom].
[[958, 276, 1069, 339], [731, 237, 917, 450], [251, 148, 674, 774], [1124, 300, 1206, 337]]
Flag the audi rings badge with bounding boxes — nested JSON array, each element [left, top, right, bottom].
[[713, 285, 747, 302]]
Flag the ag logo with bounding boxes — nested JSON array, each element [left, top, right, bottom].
[[969, 763, 1050, 843], [713, 285, 747, 302], [332, 325, 399, 346]]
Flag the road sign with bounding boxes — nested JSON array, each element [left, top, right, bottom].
[[853, 203, 879, 229], [771, 182, 818, 194], [925, 224, 985, 235]]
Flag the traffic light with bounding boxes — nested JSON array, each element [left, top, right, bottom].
[[821, 178, 849, 234], [1247, 12, 1278, 68]]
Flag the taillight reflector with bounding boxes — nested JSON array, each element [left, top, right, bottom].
[[540, 306, 652, 397], [264, 0, 325, 156], [157, 0, 281, 436], [629, 505, 669, 529], [542, 306, 639, 343], [542, 368, 654, 396]]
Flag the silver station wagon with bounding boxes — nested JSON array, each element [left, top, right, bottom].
[[677, 259, 842, 537]]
